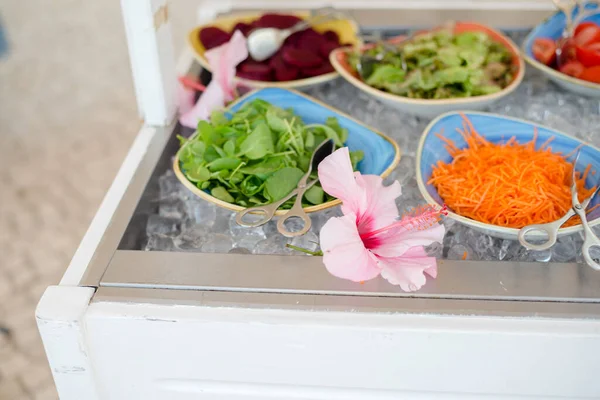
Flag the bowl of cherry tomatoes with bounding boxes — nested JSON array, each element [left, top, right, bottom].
[[523, 5, 600, 97]]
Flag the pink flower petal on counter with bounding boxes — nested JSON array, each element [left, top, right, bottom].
[[317, 147, 446, 292], [378, 246, 438, 292], [320, 214, 381, 282], [354, 173, 401, 232], [318, 147, 366, 217], [369, 223, 446, 259]]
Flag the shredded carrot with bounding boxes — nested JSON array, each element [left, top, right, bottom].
[[428, 114, 597, 229]]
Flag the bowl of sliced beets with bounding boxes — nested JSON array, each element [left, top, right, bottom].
[[188, 12, 360, 90], [330, 22, 524, 118], [523, 5, 600, 97]]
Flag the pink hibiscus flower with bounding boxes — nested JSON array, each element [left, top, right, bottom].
[[180, 30, 248, 128], [318, 147, 446, 292]]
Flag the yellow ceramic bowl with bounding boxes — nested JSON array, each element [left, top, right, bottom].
[[173, 88, 400, 215], [187, 12, 360, 90]]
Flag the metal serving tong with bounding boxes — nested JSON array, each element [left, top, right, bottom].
[[518, 151, 600, 270], [235, 139, 335, 238]]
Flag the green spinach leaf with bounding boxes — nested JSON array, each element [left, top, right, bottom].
[[264, 167, 305, 202]]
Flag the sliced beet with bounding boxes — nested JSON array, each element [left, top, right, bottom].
[[282, 48, 323, 68], [323, 30, 340, 44], [231, 22, 252, 36], [297, 29, 328, 54], [238, 60, 273, 75], [284, 31, 303, 48], [199, 27, 231, 50], [270, 53, 299, 81], [255, 13, 302, 29], [319, 41, 340, 59], [268, 51, 285, 69], [236, 70, 273, 81], [275, 66, 299, 81], [302, 62, 335, 77]]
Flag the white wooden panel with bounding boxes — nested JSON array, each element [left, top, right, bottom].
[[83, 302, 600, 400], [36, 286, 100, 400], [121, 0, 177, 126]]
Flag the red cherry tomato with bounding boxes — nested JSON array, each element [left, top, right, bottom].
[[559, 60, 585, 78], [580, 66, 600, 84], [575, 42, 600, 67], [532, 38, 557, 65], [574, 22, 600, 46]]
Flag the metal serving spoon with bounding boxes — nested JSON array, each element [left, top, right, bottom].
[[247, 8, 340, 62]]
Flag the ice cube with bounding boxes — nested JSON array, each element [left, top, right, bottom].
[[386, 155, 415, 186], [235, 234, 267, 251], [146, 215, 181, 237], [184, 196, 217, 227], [145, 235, 176, 251], [201, 233, 234, 253], [551, 238, 577, 263], [229, 247, 252, 255], [176, 222, 209, 250], [254, 236, 292, 255], [158, 169, 180, 200], [498, 240, 511, 261], [473, 234, 494, 259], [447, 244, 474, 260], [228, 212, 266, 238], [290, 231, 320, 254], [210, 208, 234, 233], [425, 242, 443, 258], [531, 249, 552, 263], [158, 198, 186, 219]]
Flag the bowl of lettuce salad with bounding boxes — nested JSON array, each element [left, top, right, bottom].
[[330, 22, 525, 118]]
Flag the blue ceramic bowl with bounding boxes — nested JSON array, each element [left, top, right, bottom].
[[174, 87, 400, 214], [523, 4, 600, 97], [416, 111, 600, 239]]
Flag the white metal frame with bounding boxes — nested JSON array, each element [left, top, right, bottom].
[[36, 1, 600, 399]]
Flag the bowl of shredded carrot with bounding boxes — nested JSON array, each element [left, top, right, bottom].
[[416, 111, 600, 240]]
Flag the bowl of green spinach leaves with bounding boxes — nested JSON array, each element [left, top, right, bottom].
[[330, 22, 525, 118], [174, 88, 400, 214]]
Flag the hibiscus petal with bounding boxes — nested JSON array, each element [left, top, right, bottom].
[[179, 80, 225, 128], [378, 246, 438, 292], [318, 148, 365, 216], [205, 30, 248, 101], [178, 83, 196, 115], [320, 214, 381, 282], [370, 223, 446, 258], [354, 174, 401, 233]]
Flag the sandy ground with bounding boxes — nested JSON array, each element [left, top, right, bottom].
[[0, 1, 140, 398]]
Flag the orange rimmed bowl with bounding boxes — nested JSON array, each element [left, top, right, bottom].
[[330, 22, 525, 119]]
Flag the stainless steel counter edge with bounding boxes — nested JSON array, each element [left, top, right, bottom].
[[78, 122, 176, 287], [92, 287, 600, 319], [100, 250, 600, 303]]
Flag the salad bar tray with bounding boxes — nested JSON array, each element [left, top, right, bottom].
[[84, 30, 600, 318]]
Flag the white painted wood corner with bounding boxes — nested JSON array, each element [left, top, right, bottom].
[[36, 286, 100, 400]]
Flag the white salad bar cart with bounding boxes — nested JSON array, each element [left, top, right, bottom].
[[36, 1, 600, 399]]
